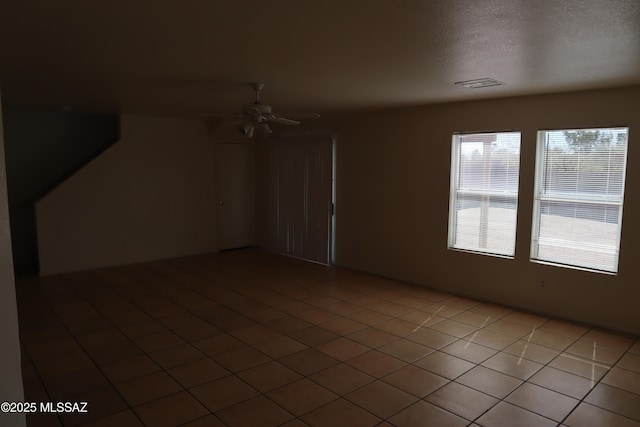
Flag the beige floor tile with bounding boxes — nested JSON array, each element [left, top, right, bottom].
[[506, 382, 579, 422], [325, 301, 364, 316], [180, 415, 226, 427], [80, 410, 144, 427], [119, 321, 168, 339], [168, 358, 228, 388], [210, 314, 258, 332], [348, 309, 394, 326], [212, 346, 271, 372], [230, 324, 282, 344], [252, 335, 308, 359], [617, 352, 640, 373], [101, 355, 163, 384], [296, 308, 340, 324], [348, 327, 397, 348], [441, 296, 480, 310], [133, 331, 185, 353], [481, 351, 543, 380], [389, 400, 468, 427], [502, 311, 549, 328], [398, 310, 445, 327], [405, 328, 458, 349], [565, 402, 640, 427], [549, 353, 611, 381], [278, 348, 339, 376], [267, 379, 337, 416], [585, 383, 640, 422], [309, 363, 375, 395], [320, 317, 367, 336], [58, 386, 128, 426], [264, 316, 312, 334], [32, 351, 96, 379], [529, 366, 595, 399], [190, 375, 259, 413], [43, 367, 110, 400], [529, 328, 578, 350], [148, 343, 206, 369], [629, 340, 640, 355], [173, 322, 222, 342], [115, 371, 183, 406], [382, 364, 448, 397], [301, 398, 382, 426], [236, 361, 301, 392], [243, 307, 287, 323], [192, 333, 246, 357], [539, 319, 590, 338], [315, 337, 369, 361], [456, 366, 523, 399], [378, 338, 434, 362], [503, 339, 561, 364], [582, 329, 636, 351], [394, 296, 433, 310], [485, 319, 534, 338], [566, 339, 626, 365], [76, 328, 128, 349], [421, 303, 464, 318], [477, 401, 557, 427], [463, 329, 519, 350], [601, 367, 640, 394], [414, 350, 475, 379], [377, 318, 419, 337], [469, 303, 514, 319], [372, 302, 414, 316], [287, 326, 339, 346], [451, 310, 496, 328], [345, 380, 417, 419], [430, 319, 478, 338], [133, 391, 209, 427], [346, 350, 406, 377], [425, 381, 498, 420], [87, 340, 145, 365], [441, 339, 498, 364], [216, 396, 295, 426]]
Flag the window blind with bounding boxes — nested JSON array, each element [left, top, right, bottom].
[[531, 128, 629, 273], [449, 132, 521, 257]]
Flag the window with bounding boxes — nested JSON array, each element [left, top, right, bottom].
[[448, 132, 521, 257], [531, 127, 629, 273]]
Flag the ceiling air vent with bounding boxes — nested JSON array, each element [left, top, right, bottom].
[[454, 78, 504, 89]]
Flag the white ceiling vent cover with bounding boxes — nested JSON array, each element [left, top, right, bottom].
[[454, 78, 505, 89]]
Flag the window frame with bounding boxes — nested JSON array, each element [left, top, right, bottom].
[[530, 127, 629, 274], [448, 131, 522, 258]]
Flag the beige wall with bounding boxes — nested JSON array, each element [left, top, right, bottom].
[[0, 90, 26, 427], [332, 86, 640, 334], [37, 115, 218, 275]]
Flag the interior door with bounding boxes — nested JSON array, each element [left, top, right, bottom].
[[216, 142, 255, 250], [266, 137, 333, 264]]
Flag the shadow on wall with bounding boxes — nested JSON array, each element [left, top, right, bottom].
[[1, 108, 120, 273]]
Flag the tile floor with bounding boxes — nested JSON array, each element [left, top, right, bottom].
[[16, 249, 640, 426]]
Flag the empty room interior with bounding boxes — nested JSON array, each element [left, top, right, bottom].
[[2, 1, 640, 426]]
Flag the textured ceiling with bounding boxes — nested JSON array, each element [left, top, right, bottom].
[[1, 0, 639, 116]]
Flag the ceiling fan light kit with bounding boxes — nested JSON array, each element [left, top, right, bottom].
[[209, 83, 320, 138]]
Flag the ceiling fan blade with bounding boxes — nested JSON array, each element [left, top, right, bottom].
[[267, 116, 301, 126], [276, 112, 321, 120], [201, 113, 245, 118]]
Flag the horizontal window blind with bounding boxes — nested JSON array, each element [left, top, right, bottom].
[[449, 132, 521, 257], [531, 128, 629, 273]]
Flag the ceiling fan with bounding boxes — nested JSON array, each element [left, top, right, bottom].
[[209, 83, 320, 138]]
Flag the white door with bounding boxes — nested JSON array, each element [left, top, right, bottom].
[[266, 137, 333, 264], [216, 142, 255, 250]]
